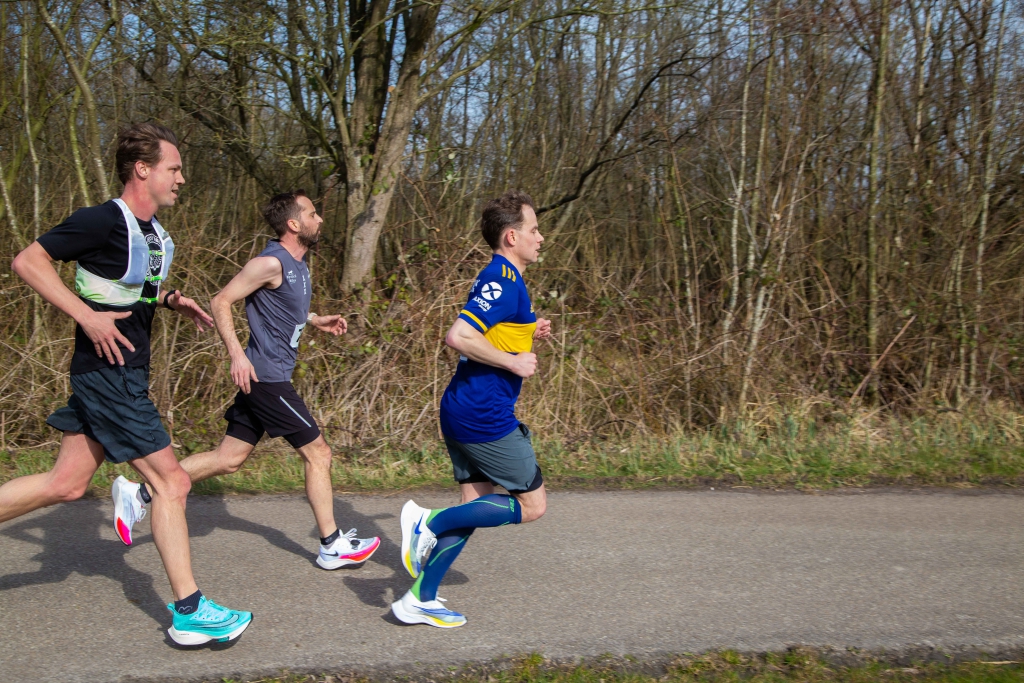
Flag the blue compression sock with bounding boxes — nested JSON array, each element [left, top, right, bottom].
[[410, 527, 474, 602], [426, 494, 522, 535]]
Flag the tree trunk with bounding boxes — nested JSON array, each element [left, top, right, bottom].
[[970, 2, 1006, 393], [340, 0, 441, 292], [721, 0, 756, 352], [865, 0, 890, 401]]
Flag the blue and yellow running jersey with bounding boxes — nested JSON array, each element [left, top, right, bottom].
[[440, 254, 537, 443]]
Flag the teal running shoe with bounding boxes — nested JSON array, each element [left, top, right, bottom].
[[166, 596, 252, 645]]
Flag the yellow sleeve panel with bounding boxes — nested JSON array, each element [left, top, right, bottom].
[[460, 309, 488, 332], [484, 321, 536, 353]]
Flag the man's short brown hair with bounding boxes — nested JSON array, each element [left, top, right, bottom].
[[481, 190, 535, 250], [262, 190, 308, 237], [115, 123, 179, 185]]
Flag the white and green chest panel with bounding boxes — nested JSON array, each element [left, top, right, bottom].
[[74, 198, 175, 306]]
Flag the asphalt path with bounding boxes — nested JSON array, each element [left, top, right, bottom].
[[1, 489, 1022, 682]]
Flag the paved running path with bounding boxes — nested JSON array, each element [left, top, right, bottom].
[[1, 490, 1022, 682]]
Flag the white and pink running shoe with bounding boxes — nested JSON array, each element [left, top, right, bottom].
[[112, 475, 147, 546]]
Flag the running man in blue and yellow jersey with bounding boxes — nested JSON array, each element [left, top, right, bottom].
[[393, 190, 552, 628]]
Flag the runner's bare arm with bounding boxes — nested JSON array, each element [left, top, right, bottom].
[[12, 241, 136, 366], [445, 318, 537, 378], [161, 290, 214, 332], [210, 256, 283, 393], [309, 314, 347, 336]]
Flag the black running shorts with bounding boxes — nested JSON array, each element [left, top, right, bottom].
[[223, 381, 321, 449], [46, 365, 171, 464]]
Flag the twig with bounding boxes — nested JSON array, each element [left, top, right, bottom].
[[849, 315, 916, 406]]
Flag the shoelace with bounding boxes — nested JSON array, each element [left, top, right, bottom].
[[126, 491, 147, 523], [416, 535, 437, 563], [340, 528, 359, 549], [194, 599, 231, 623]]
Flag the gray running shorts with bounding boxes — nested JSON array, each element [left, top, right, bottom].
[[46, 365, 171, 464], [444, 423, 542, 494]]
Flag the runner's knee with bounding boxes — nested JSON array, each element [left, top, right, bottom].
[[298, 439, 331, 469], [308, 446, 331, 470], [519, 497, 546, 523], [220, 447, 251, 474], [48, 473, 90, 502], [151, 466, 191, 504]]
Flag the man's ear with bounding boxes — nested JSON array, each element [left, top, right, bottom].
[[286, 217, 301, 234], [505, 227, 518, 247], [135, 160, 150, 180]]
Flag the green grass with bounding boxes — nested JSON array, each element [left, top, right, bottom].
[[219, 651, 1024, 683], [3, 410, 1023, 495]]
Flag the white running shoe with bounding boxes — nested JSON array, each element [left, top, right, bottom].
[[391, 590, 466, 628], [399, 500, 436, 579], [112, 475, 147, 546], [316, 529, 381, 569]]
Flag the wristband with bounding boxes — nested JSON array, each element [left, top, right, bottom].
[[307, 312, 317, 323], [163, 290, 180, 310]]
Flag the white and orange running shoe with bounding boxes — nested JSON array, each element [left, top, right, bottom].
[[316, 528, 381, 569]]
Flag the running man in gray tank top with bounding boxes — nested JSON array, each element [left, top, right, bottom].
[[120, 190, 380, 569], [244, 238, 312, 383]]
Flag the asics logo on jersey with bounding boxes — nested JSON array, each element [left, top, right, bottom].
[[481, 282, 502, 300]]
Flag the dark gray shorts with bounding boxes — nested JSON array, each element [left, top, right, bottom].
[[444, 423, 542, 494], [46, 365, 171, 464]]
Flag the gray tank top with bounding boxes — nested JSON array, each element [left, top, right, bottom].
[[244, 241, 312, 382]]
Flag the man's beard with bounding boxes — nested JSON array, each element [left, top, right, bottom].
[[298, 227, 321, 247]]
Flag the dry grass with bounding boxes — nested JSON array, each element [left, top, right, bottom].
[[3, 402, 1022, 495]]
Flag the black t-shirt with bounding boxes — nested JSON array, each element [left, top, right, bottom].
[[36, 200, 166, 374]]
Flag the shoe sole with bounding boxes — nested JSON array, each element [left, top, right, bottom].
[[399, 501, 422, 579], [111, 477, 133, 546], [168, 616, 252, 646], [391, 599, 465, 628], [316, 537, 381, 570]]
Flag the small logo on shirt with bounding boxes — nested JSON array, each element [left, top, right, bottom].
[[481, 282, 502, 300], [286, 270, 297, 284], [145, 233, 163, 276]]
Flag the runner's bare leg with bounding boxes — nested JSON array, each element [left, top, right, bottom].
[[0, 431, 104, 523], [295, 435, 337, 537], [178, 435, 255, 483], [129, 446, 198, 600]]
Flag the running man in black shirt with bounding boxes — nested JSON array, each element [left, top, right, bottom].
[[0, 123, 252, 646]]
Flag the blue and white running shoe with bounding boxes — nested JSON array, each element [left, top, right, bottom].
[[399, 500, 436, 578], [166, 596, 252, 645], [391, 590, 466, 628]]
